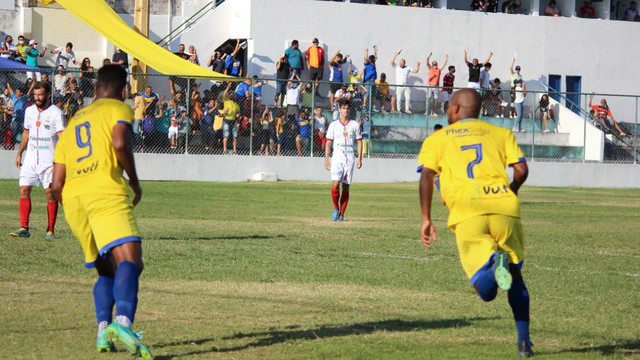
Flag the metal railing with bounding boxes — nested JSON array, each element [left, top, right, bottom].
[[0, 67, 637, 163]]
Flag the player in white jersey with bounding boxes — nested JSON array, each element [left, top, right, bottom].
[[324, 98, 363, 222], [10, 82, 65, 239]]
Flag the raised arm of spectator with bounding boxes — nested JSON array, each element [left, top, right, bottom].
[[413, 61, 421, 73], [426, 52, 433, 69], [588, 95, 594, 108], [482, 51, 493, 66], [364, 48, 369, 63], [223, 81, 233, 100], [463, 49, 470, 66], [38, 45, 47, 58], [373, 45, 378, 60], [26, 78, 36, 96], [390, 52, 398, 67], [510, 55, 516, 74], [330, 50, 340, 66], [50, 48, 61, 55], [439, 54, 449, 71], [6, 81, 14, 95], [231, 39, 241, 58]]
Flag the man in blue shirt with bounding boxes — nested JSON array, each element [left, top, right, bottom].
[[225, 39, 243, 77], [6, 80, 34, 146], [295, 111, 311, 156], [284, 40, 304, 77]]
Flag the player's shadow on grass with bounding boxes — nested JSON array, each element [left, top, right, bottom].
[[156, 234, 286, 241], [153, 317, 494, 359], [553, 340, 640, 357]]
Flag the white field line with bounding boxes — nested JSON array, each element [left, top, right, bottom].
[[351, 252, 443, 262]]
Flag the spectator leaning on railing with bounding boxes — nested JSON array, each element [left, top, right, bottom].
[[51, 42, 78, 69]]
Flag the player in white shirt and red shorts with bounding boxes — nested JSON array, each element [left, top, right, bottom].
[[10, 82, 65, 239], [324, 98, 363, 222]]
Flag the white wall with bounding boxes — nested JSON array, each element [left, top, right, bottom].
[[1, 151, 638, 187]]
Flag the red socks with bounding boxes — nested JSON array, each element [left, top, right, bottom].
[[47, 201, 58, 233], [19, 198, 31, 229], [331, 188, 340, 209], [339, 190, 350, 216]]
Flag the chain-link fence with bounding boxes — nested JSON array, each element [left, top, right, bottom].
[[0, 67, 638, 163]]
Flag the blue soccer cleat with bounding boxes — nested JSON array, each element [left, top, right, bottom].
[[338, 215, 344, 222], [10, 227, 30, 238], [96, 329, 116, 353], [44, 231, 54, 240], [106, 322, 153, 359], [493, 251, 512, 291], [331, 208, 339, 221]]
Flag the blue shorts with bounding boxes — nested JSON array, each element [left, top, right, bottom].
[[223, 120, 238, 139]]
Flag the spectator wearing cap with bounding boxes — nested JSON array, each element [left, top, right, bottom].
[[284, 40, 304, 77], [50, 42, 78, 69], [25, 39, 46, 81], [509, 55, 522, 87], [305, 38, 325, 92], [578, 0, 596, 18]]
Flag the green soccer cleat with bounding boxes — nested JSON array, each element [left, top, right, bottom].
[[44, 231, 54, 240], [96, 329, 116, 353], [10, 227, 30, 238], [493, 251, 512, 291], [106, 322, 153, 359]]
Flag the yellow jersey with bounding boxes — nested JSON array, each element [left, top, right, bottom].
[[417, 119, 525, 227], [54, 98, 134, 199]]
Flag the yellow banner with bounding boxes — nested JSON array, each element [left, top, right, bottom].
[[54, 0, 230, 79]]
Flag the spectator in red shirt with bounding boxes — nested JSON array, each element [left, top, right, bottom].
[[578, 0, 596, 18], [589, 96, 626, 136]]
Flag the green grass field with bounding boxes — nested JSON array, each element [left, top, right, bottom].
[[0, 179, 639, 360]]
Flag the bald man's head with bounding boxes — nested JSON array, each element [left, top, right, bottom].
[[447, 89, 482, 124]]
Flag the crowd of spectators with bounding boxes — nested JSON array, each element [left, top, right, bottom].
[[1, 0, 634, 155], [321, 0, 640, 20]]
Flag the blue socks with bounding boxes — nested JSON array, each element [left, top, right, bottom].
[[113, 261, 140, 324], [508, 277, 531, 345], [474, 267, 498, 302], [93, 275, 115, 325]]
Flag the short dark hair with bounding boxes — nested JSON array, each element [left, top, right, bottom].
[[66, 42, 73, 49], [33, 81, 51, 95], [448, 65, 455, 71], [292, 40, 299, 46], [337, 98, 351, 108], [96, 65, 127, 94], [434, 124, 443, 131]]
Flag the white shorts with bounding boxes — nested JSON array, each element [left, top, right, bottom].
[[26, 71, 42, 81], [467, 82, 481, 90], [19, 163, 53, 188], [441, 90, 452, 102], [168, 126, 178, 139], [330, 158, 355, 185], [428, 89, 439, 100]]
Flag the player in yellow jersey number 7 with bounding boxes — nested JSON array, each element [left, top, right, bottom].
[[52, 65, 152, 359], [417, 89, 533, 357]]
